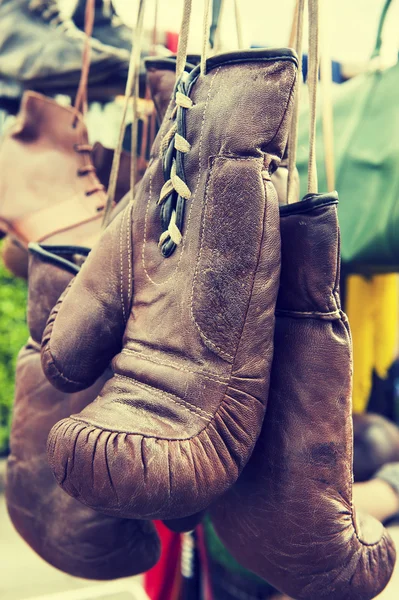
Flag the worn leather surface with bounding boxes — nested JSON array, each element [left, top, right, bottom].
[[42, 49, 298, 520], [353, 412, 399, 482], [0, 92, 107, 247], [6, 245, 160, 579], [0, 0, 128, 86], [211, 196, 396, 600]]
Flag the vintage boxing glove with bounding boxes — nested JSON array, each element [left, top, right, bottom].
[[210, 195, 396, 599], [42, 49, 298, 520], [6, 244, 160, 579]]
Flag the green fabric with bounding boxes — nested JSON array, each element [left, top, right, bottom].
[[296, 0, 399, 274], [203, 516, 268, 584], [297, 60, 399, 273]]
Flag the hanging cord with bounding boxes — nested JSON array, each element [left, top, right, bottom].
[[213, 0, 243, 53], [151, 0, 159, 54], [371, 0, 392, 59], [201, 0, 212, 75], [176, 0, 193, 81], [307, 0, 320, 194], [287, 0, 305, 204], [73, 0, 95, 121], [320, 0, 335, 192], [103, 0, 146, 228], [288, 0, 300, 48], [287, 0, 320, 201], [70, 0, 104, 199]]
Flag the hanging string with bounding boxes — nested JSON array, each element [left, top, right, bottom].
[[103, 0, 146, 227], [288, 0, 300, 49], [130, 63, 140, 196], [176, 0, 193, 81], [307, 0, 320, 193], [73, 0, 95, 122], [287, 0, 305, 204], [287, 0, 320, 201], [152, 0, 159, 54], [201, 0, 212, 75], [320, 0, 335, 192]]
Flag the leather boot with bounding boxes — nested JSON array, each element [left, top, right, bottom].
[[0, 91, 108, 252], [210, 195, 396, 600], [41, 49, 298, 520], [6, 243, 160, 579], [72, 0, 132, 52], [0, 57, 167, 280], [0, 0, 129, 88]]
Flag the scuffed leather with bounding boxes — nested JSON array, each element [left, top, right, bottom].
[[42, 49, 298, 520], [6, 246, 160, 579], [211, 196, 396, 600], [0, 92, 106, 248]]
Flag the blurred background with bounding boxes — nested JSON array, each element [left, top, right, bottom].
[[1, 1, 399, 599]]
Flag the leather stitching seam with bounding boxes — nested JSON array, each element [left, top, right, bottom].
[[62, 374, 253, 442], [121, 348, 229, 383], [190, 156, 264, 362], [119, 207, 127, 323], [42, 345, 85, 386], [113, 374, 213, 421], [127, 202, 133, 311]]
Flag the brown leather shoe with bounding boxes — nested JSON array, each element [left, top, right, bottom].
[[6, 243, 160, 579], [41, 49, 298, 520], [0, 91, 107, 247], [0, 57, 170, 280], [210, 195, 396, 600]]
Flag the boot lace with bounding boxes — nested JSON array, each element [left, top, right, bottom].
[[74, 143, 105, 208], [157, 72, 194, 257]]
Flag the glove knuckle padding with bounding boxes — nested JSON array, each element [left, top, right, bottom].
[[7, 246, 160, 579], [46, 51, 298, 519], [211, 197, 396, 600], [41, 206, 133, 392]]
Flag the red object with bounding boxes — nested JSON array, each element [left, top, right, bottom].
[[144, 522, 181, 600], [166, 31, 179, 53]]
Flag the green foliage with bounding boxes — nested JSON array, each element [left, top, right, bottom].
[[0, 247, 28, 454]]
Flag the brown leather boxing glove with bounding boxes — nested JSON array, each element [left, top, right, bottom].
[[6, 244, 160, 579], [210, 195, 396, 600], [41, 49, 298, 520]]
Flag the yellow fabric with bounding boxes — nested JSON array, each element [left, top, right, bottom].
[[347, 274, 398, 414], [373, 275, 398, 379]]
